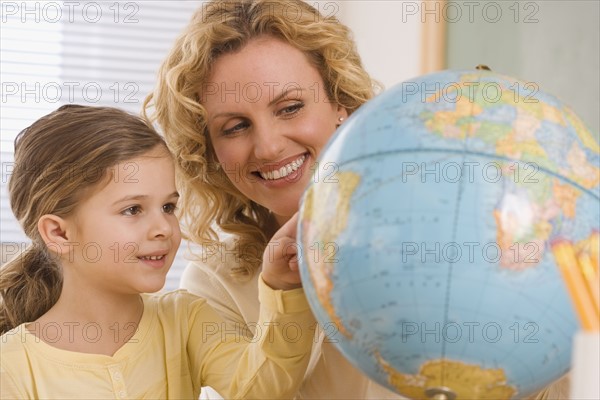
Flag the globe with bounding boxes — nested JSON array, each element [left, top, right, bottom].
[[297, 69, 600, 399]]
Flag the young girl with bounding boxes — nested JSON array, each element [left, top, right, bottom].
[[0, 105, 314, 399]]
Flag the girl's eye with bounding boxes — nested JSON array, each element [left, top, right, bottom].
[[163, 203, 178, 214], [222, 120, 249, 136], [278, 102, 304, 117], [122, 205, 141, 216]]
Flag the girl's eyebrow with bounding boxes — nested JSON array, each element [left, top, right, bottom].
[[113, 194, 149, 205], [112, 192, 179, 206]]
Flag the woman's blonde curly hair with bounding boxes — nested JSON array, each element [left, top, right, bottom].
[[144, 0, 378, 278]]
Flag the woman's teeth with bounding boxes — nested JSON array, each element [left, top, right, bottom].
[[259, 155, 306, 181]]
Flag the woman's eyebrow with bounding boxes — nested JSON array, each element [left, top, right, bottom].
[[268, 87, 305, 106]]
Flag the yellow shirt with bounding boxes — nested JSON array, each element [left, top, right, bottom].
[[0, 278, 315, 400]]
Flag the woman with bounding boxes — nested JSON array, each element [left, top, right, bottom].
[[145, 0, 568, 398]]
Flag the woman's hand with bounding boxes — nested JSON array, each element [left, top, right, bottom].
[[261, 213, 302, 290]]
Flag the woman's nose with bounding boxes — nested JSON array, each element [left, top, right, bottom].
[[252, 121, 286, 161]]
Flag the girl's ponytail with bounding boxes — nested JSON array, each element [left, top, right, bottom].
[[0, 244, 62, 334]]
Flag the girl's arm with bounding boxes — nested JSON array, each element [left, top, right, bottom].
[[189, 279, 315, 399], [189, 215, 316, 399]]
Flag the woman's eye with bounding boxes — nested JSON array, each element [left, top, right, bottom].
[[278, 102, 304, 116], [122, 205, 141, 216], [163, 203, 178, 214], [222, 120, 249, 136]]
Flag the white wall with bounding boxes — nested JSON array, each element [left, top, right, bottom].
[[336, 1, 422, 91]]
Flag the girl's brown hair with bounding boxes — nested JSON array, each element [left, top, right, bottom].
[[145, 0, 379, 278], [0, 105, 168, 334]]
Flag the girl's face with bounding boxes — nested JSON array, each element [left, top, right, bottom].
[[63, 146, 181, 295], [202, 36, 347, 225]]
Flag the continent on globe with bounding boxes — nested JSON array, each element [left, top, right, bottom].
[[376, 353, 516, 400]]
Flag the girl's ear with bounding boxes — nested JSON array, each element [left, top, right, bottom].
[[38, 214, 73, 256]]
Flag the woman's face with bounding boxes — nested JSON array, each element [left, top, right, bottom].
[[202, 36, 347, 225]]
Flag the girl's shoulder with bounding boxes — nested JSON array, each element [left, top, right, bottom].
[[140, 290, 215, 340], [0, 325, 32, 399], [1, 324, 29, 353], [1, 324, 37, 395]]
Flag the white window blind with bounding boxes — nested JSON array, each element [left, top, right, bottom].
[[1, 0, 203, 291]]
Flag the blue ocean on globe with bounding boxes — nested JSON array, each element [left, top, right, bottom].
[[298, 69, 599, 399]]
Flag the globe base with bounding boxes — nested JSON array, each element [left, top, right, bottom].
[[425, 387, 457, 400]]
